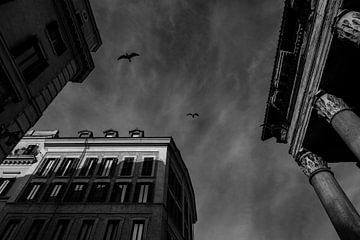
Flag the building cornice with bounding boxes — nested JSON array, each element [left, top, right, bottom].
[[288, 0, 342, 156], [53, 0, 95, 83], [262, 0, 308, 143], [44, 137, 173, 148], [2, 155, 37, 165], [83, 0, 102, 52]]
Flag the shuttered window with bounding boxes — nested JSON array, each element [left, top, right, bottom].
[[120, 157, 134, 176], [141, 157, 154, 176], [130, 221, 144, 240], [78, 158, 97, 177], [110, 183, 130, 203], [46, 21, 67, 56], [11, 36, 48, 83]]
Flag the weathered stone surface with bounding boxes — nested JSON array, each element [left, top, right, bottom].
[[314, 92, 351, 123], [295, 148, 330, 177], [336, 11, 360, 46]]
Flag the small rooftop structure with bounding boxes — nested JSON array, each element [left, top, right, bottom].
[[129, 129, 144, 138]]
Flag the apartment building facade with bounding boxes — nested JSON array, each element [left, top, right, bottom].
[[0, 129, 197, 240], [0, 0, 102, 162]]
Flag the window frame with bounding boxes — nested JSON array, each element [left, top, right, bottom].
[[134, 182, 154, 204], [0, 218, 22, 240], [87, 182, 110, 202], [140, 156, 155, 177], [50, 219, 71, 240], [0, 178, 14, 197], [119, 156, 135, 177], [76, 219, 96, 240], [130, 219, 147, 240], [24, 218, 47, 240], [20, 182, 44, 202], [36, 158, 60, 177], [11, 35, 48, 83], [56, 157, 79, 177], [97, 158, 117, 177], [102, 219, 120, 240], [64, 183, 88, 202], [42, 182, 66, 202], [110, 182, 131, 203], [78, 157, 98, 177], [45, 21, 67, 56], [23, 144, 38, 155]]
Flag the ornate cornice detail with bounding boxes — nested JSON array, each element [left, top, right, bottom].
[[295, 149, 330, 178], [335, 10, 360, 46], [314, 91, 351, 123]]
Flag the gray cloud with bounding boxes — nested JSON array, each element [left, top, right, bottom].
[[34, 0, 360, 239]]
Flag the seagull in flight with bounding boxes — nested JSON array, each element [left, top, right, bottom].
[[117, 52, 140, 62], [186, 113, 199, 118]]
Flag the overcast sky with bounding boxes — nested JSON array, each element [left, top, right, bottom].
[[35, 0, 360, 239]]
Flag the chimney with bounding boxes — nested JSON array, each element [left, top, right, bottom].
[[78, 129, 93, 138], [129, 128, 144, 138], [103, 129, 119, 138]]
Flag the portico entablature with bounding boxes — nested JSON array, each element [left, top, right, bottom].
[[287, 0, 343, 156]]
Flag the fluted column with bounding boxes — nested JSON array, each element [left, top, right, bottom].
[[335, 10, 360, 46], [314, 91, 360, 162], [296, 149, 360, 239]]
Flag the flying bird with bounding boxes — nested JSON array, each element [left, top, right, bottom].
[[186, 113, 199, 118], [117, 52, 140, 62]]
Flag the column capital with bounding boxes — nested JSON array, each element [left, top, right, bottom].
[[295, 149, 331, 178], [335, 10, 360, 46], [314, 91, 351, 123]]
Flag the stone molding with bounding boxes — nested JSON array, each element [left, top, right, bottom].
[[295, 148, 330, 178], [335, 10, 360, 46], [314, 91, 351, 123]]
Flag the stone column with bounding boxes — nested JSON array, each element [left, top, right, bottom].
[[296, 149, 360, 239], [335, 10, 360, 46], [314, 91, 360, 163]]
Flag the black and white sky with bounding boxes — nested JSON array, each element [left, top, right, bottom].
[[35, 0, 360, 239]]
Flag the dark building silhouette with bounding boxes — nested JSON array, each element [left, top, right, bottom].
[[262, 0, 360, 238], [0, 129, 197, 240], [0, 0, 102, 162]]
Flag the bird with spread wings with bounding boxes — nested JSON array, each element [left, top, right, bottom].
[[186, 113, 199, 118], [117, 52, 140, 62]]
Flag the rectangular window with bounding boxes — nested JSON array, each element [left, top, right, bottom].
[[110, 183, 130, 203], [64, 183, 87, 202], [141, 157, 154, 176], [42, 183, 65, 202], [97, 158, 117, 177], [0, 219, 20, 240], [46, 21, 67, 56], [21, 183, 43, 202], [36, 158, 59, 177], [25, 219, 46, 240], [0, 178, 14, 196], [131, 220, 145, 240], [51, 220, 69, 240], [120, 157, 134, 176], [77, 220, 94, 240], [103, 220, 119, 240], [23, 145, 38, 155], [87, 183, 109, 202], [134, 183, 153, 203], [11, 36, 48, 83], [78, 158, 97, 177], [131, 221, 144, 240], [56, 158, 79, 177], [168, 168, 182, 203], [167, 190, 182, 233]]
